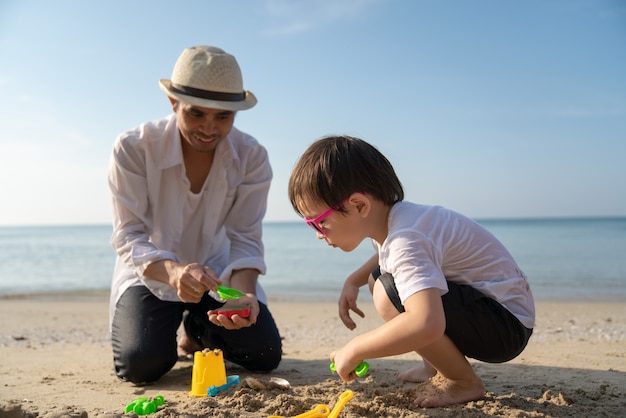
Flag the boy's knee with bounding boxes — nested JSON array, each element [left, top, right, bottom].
[[373, 280, 400, 321], [373, 273, 405, 319]]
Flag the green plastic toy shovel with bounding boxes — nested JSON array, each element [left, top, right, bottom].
[[216, 285, 247, 300]]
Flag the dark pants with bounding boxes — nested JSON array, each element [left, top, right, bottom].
[[373, 268, 533, 363], [111, 286, 282, 384]]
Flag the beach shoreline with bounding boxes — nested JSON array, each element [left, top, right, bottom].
[[1, 292, 625, 417]]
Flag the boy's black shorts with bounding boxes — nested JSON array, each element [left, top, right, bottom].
[[372, 267, 533, 363]]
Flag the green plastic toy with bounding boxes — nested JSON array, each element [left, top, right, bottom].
[[330, 361, 369, 377], [124, 395, 165, 415], [216, 285, 247, 300]]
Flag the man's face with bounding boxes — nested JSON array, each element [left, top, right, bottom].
[[172, 99, 236, 154]]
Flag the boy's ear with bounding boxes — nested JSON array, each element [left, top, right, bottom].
[[349, 193, 370, 217]]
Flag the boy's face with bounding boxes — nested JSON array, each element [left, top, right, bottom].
[[304, 198, 348, 237], [300, 198, 364, 252]]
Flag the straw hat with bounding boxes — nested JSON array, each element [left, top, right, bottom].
[[159, 45, 256, 111]]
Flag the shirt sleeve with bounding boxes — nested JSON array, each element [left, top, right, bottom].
[[221, 139, 272, 279], [384, 232, 449, 303], [108, 133, 179, 280]]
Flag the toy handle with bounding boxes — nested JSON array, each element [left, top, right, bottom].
[[329, 361, 369, 377], [328, 390, 354, 418], [268, 403, 330, 418]]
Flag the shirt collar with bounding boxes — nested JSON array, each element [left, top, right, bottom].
[[156, 114, 239, 170]]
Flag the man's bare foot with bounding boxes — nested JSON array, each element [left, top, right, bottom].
[[396, 362, 437, 383], [177, 332, 202, 360], [413, 372, 485, 408]]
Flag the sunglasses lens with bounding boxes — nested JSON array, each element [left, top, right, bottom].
[[306, 220, 325, 236]]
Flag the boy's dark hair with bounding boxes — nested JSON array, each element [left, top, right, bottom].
[[288, 135, 404, 216]]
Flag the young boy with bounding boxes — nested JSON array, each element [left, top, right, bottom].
[[288, 135, 535, 408]]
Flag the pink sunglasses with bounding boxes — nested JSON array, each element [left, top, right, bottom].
[[304, 199, 348, 237]]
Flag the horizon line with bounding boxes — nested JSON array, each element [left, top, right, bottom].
[[1, 215, 625, 229]]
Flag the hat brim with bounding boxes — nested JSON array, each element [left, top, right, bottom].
[[159, 79, 257, 111]]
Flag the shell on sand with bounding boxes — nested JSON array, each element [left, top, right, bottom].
[[268, 377, 290, 390], [243, 376, 266, 390]]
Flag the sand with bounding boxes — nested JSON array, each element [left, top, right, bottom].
[[1, 291, 625, 417]]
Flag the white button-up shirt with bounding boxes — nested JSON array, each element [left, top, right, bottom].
[[107, 114, 271, 324]]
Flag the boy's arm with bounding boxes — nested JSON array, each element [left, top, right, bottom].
[[333, 288, 446, 381], [349, 254, 379, 287], [338, 254, 379, 329]]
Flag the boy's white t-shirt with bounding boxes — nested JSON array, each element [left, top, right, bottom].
[[373, 201, 535, 329]]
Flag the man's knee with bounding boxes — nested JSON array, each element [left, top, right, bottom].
[[114, 344, 177, 384], [254, 342, 282, 372], [225, 337, 282, 372]]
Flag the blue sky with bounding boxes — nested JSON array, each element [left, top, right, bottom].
[[1, 0, 625, 226]]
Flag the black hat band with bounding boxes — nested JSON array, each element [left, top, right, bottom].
[[170, 83, 246, 102]]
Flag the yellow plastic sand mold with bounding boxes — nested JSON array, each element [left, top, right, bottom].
[[189, 349, 227, 397], [268, 403, 331, 418], [328, 390, 354, 418], [268, 390, 354, 418]]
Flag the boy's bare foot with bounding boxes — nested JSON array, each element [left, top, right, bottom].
[[396, 363, 437, 383], [177, 332, 202, 360], [413, 372, 485, 408]]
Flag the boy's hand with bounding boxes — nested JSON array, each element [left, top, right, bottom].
[[330, 348, 362, 382], [338, 283, 364, 330]]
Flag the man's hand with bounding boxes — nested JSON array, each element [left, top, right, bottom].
[[208, 295, 259, 329], [144, 260, 221, 303], [175, 263, 221, 302]]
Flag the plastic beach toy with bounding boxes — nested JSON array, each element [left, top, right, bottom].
[[328, 390, 354, 418], [214, 304, 251, 319], [268, 390, 354, 418], [268, 403, 331, 418], [124, 395, 165, 415], [330, 361, 369, 377], [190, 349, 227, 396], [189, 348, 240, 397], [216, 285, 247, 300], [208, 375, 240, 396]]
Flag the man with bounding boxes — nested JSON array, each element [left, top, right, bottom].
[[108, 45, 282, 384]]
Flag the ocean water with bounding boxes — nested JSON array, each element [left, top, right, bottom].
[[0, 218, 625, 302]]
